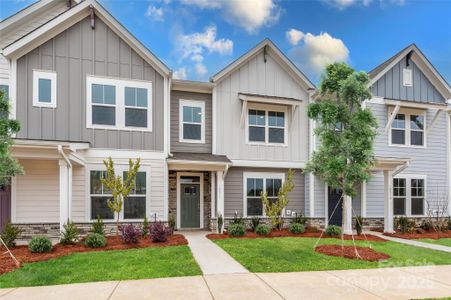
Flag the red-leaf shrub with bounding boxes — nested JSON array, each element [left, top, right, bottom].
[[149, 222, 171, 242], [119, 224, 141, 244]]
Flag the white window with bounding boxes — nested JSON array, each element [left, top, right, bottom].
[[403, 68, 413, 87], [86, 76, 152, 131], [244, 173, 284, 217], [247, 107, 287, 145], [389, 110, 425, 147], [179, 100, 205, 143], [33, 70, 57, 108], [393, 175, 426, 216]]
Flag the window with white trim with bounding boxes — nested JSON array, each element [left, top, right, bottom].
[[245, 173, 284, 216], [390, 111, 425, 147], [33, 70, 57, 108], [403, 68, 412, 87], [87, 76, 152, 131], [179, 100, 205, 143], [393, 176, 425, 216], [393, 178, 406, 215], [248, 108, 286, 144], [123, 171, 147, 219], [90, 171, 114, 220]]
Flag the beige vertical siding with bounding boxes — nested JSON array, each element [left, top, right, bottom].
[[15, 159, 60, 223], [71, 165, 86, 222]]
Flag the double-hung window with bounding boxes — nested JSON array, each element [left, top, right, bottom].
[[248, 108, 286, 145], [393, 176, 425, 216], [87, 76, 152, 131], [245, 173, 284, 217], [179, 100, 205, 143], [90, 171, 114, 220], [390, 110, 425, 147], [33, 70, 57, 108], [123, 171, 147, 219]]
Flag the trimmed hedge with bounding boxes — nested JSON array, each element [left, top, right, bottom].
[[29, 236, 52, 253]]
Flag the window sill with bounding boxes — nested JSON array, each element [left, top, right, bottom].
[[87, 125, 153, 132], [33, 103, 56, 109], [246, 142, 288, 147], [389, 143, 426, 149], [179, 138, 205, 144]]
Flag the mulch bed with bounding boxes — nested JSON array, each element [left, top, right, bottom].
[[207, 229, 387, 242], [0, 234, 187, 275], [315, 245, 391, 262], [384, 230, 451, 240]]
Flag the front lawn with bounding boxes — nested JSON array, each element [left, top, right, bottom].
[[417, 238, 451, 247], [0, 246, 201, 288], [214, 237, 451, 273]]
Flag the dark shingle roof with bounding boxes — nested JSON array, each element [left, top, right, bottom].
[[169, 152, 231, 164]]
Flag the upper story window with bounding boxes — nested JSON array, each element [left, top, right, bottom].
[[0, 84, 9, 98], [86, 75, 152, 131], [247, 108, 286, 145], [393, 176, 425, 216], [33, 70, 57, 108], [403, 68, 413, 87], [179, 100, 205, 143], [390, 110, 425, 147], [245, 173, 284, 217]]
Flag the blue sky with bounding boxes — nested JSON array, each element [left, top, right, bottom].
[[1, 0, 450, 84]]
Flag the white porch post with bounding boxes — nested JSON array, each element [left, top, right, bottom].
[[210, 171, 216, 219], [216, 170, 225, 232], [59, 159, 71, 231], [384, 170, 394, 233], [361, 181, 367, 217], [342, 195, 353, 234]]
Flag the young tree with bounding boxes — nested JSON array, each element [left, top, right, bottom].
[[101, 157, 141, 235], [261, 169, 295, 230], [306, 63, 377, 233], [0, 89, 23, 186]]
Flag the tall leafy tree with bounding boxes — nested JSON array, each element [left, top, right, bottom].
[[0, 90, 23, 186], [306, 63, 378, 229]]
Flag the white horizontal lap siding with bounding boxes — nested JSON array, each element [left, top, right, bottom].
[[15, 159, 60, 223], [215, 51, 309, 162], [314, 177, 325, 217], [149, 159, 166, 220], [366, 172, 385, 217], [0, 56, 9, 80], [71, 166, 86, 222]]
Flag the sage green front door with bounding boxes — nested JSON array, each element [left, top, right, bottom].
[[181, 183, 200, 228]]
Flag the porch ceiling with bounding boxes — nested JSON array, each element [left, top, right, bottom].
[[373, 156, 410, 173]]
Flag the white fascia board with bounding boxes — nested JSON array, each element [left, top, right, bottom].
[[0, 0, 55, 32], [231, 159, 306, 169], [81, 148, 167, 162]]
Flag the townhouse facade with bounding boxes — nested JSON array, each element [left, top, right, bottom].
[[0, 0, 449, 240]]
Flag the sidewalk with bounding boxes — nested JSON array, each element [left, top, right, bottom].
[[369, 231, 451, 253], [1, 265, 450, 300], [182, 231, 249, 274]]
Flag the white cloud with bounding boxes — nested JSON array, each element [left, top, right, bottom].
[[286, 28, 304, 46], [181, 0, 281, 33], [146, 5, 164, 21], [195, 63, 208, 76], [191, 54, 204, 62], [173, 67, 188, 80], [288, 31, 349, 76], [322, 0, 405, 9]]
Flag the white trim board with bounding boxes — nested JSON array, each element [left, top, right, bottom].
[[230, 159, 306, 169], [179, 99, 206, 144]]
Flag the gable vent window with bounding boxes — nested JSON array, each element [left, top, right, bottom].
[[403, 68, 413, 87], [33, 70, 57, 108]]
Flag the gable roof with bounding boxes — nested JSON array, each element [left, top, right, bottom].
[[2, 0, 171, 77], [210, 38, 315, 91], [368, 44, 451, 99]]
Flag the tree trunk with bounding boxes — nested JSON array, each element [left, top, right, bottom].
[[116, 213, 120, 236]]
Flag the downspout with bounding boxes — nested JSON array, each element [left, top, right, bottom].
[[307, 88, 316, 218], [58, 145, 72, 230]]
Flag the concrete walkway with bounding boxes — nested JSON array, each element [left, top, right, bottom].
[[1, 265, 450, 300], [369, 231, 451, 253], [182, 231, 249, 274]]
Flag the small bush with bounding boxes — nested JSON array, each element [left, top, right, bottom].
[[119, 224, 141, 244], [60, 220, 79, 245], [448, 218, 451, 231], [168, 213, 176, 231], [250, 217, 261, 232], [291, 213, 307, 225], [217, 213, 223, 234], [230, 212, 244, 225], [355, 216, 363, 236], [398, 216, 415, 234], [149, 222, 171, 242], [1, 222, 22, 247], [255, 224, 271, 235], [142, 216, 149, 237], [325, 225, 341, 236], [85, 233, 107, 248], [227, 223, 246, 237], [92, 215, 105, 235], [289, 223, 305, 234], [29, 236, 52, 253]]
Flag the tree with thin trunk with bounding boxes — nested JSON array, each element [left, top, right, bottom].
[[101, 157, 140, 235], [306, 63, 378, 232], [0, 89, 23, 186]]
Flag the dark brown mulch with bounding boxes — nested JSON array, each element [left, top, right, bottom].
[[384, 230, 451, 240], [0, 234, 187, 275], [315, 245, 391, 262], [207, 229, 387, 242]]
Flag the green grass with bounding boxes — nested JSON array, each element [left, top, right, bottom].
[[417, 238, 451, 247], [214, 237, 451, 273], [0, 246, 201, 288]]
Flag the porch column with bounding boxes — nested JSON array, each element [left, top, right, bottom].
[[216, 170, 225, 232], [384, 170, 394, 233], [210, 171, 216, 219], [342, 195, 353, 234], [59, 159, 72, 231]]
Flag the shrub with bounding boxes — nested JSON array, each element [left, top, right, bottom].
[[420, 220, 434, 231], [168, 214, 176, 231], [355, 216, 363, 236], [92, 215, 105, 235], [230, 212, 244, 225], [85, 233, 107, 248], [142, 216, 149, 237], [255, 224, 271, 236], [60, 220, 79, 245], [448, 218, 451, 231], [291, 213, 307, 225], [250, 217, 261, 232], [398, 216, 415, 234], [149, 222, 171, 242], [325, 225, 341, 236], [1, 222, 22, 247], [289, 223, 305, 234], [217, 213, 223, 234], [29, 236, 52, 253], [119, 224, 141, 244], [227, 223, 246, 237]]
